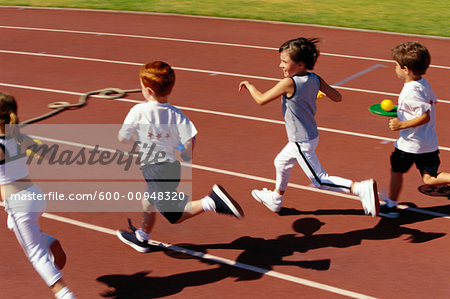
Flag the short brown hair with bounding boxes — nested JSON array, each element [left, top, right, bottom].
[[0, 91, 22, 143], [140, 61, 175, 97], [392, 42, 431, 75], [279, 37, 320, 70]]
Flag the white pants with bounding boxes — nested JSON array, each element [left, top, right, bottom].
[[5, 185, 62, 287], [275, 139, 352, 193]]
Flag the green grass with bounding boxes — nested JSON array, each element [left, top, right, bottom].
[[1, 0, 449, 37]]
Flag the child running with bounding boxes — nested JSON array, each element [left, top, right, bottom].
[[116, 61, 244, 253], [239, 37, 379, 216], [380, 41, 450, 218], [0, 92, 76, 299]]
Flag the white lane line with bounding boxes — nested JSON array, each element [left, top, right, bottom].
[[0, 25, 449, 70], [23, 134, 450, 219], [0, 197, 376, 299], [1, 82, 449, 152], [333, 64, 387, 86], [4, 200, 376, 297], [37, 212, 377, 299], [1, 50, 450, 105]]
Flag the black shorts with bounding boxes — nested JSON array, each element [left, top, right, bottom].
[[141, 161, 187, 224], [390, 148, 440, 176]]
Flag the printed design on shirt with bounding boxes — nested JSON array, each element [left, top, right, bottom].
[[148, 131, 171, 139]]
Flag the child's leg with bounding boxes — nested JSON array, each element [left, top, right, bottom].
[[9, 212, 62, 286], [274, 142, 304, 194], [387, 148, 414, 204], [292, 139, 352, 193], [417, 150, 449, 185], [248, 143, 296, 212], [174, 185, 244, 223], [141, 211, 156, 234], [389, 170, 403, 202], [7, 211, 75, 297], [172, 200, 205, 223], [422, 172, 450, 186]]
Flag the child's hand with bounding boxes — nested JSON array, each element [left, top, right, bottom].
[[239, 81, 250, 91], [389, 118, 402, 131]]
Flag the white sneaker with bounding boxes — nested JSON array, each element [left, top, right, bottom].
[[252, 188, 283, 212], [355, 179, 380, 217]]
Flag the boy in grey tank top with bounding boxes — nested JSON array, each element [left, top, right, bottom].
[[239, 37, 379, 217]]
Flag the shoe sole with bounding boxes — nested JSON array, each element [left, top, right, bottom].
[[251, 190, 280, 213], [116, 230, 152, 253], [369, 180, 380, 217], [379, 211, 401, 219], [213, 184, 244, 218]]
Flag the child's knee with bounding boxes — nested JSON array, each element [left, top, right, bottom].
[[274, 156, 295, 171], [422, 173, 435, 185]]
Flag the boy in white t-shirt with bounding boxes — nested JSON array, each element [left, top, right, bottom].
[[116, 61, 244, 253], [381, 42, 450, 218]]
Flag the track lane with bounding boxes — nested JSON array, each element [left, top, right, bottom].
[[0, 7, 449, 299]]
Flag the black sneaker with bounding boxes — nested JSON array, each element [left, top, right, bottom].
[[209, 184, 244, 219], [127, 218, 137, 232], [379, 204, 400, 219], [116, 230, 153, 253]]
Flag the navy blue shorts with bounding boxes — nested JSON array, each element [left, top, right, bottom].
[[141, 161, 187, 224], [390, 148, 440, 176]]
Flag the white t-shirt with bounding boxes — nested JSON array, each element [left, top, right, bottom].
[[394, 78, 438, 154], [118, 101, 197, 164]]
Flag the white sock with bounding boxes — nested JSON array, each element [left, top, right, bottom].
[[55, 286, 76, 299], [201, 196, 216, 212], [384, 198, 397, 208], [352, 182, 362, 196], [135, 228, 150, 242]]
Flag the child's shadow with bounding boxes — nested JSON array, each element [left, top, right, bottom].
[[198, 215, 445, 266], [279, 200, 449, 219], [97, 219, 331, 298], [97, 215, 444, 298], [97, 266, 245, 299], [418, 184, 450, 199]]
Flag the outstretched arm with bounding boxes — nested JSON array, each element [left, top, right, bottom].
[[389, 111, 430, 131], [319, 77, 342, 102], [239, 78, 294, 105]]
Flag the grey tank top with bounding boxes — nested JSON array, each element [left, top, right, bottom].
[[282, 73, 320, 142]]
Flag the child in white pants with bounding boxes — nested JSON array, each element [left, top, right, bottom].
[[239, 38, 379, 216], [276, 139, 353, 194], [1, 92, 75, 299]]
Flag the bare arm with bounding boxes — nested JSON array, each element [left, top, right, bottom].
[[319, 77, 342, 102], [180, 138, 195, 161], [239, 78, 294, 105], [389, 111, 430, 131]]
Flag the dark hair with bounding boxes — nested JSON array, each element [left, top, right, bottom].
[[279, 37, 320, 70], [392, 41, 431, 75], [140, 61, 175, 97], [0, 91, 22, 143]]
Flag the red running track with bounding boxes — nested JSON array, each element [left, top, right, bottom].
[[0, 6, 449, 299]]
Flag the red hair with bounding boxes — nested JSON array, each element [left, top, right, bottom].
[[140, 61, 175, 97]]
